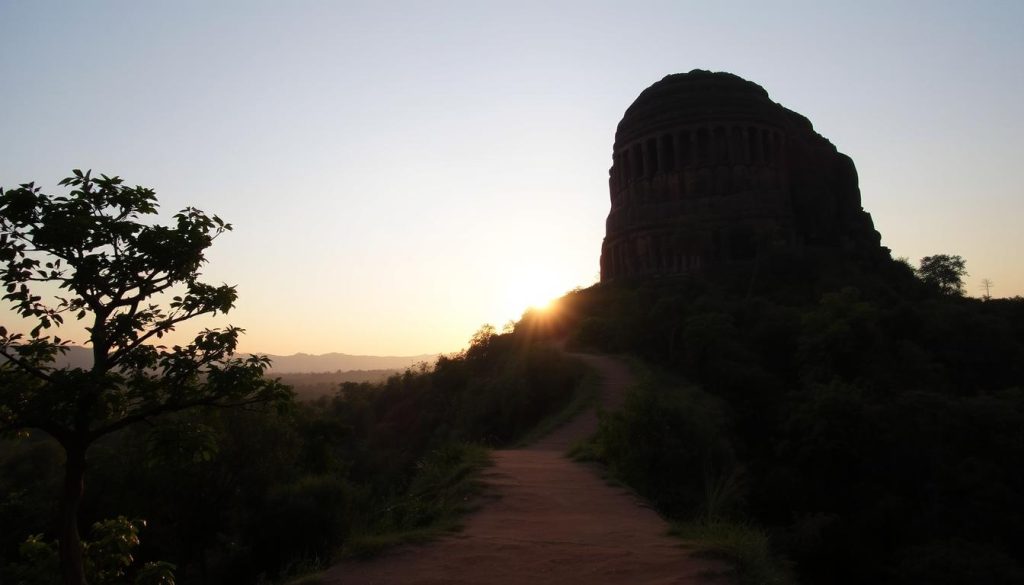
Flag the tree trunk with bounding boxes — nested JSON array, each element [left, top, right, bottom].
[[60, 443, 87, 585]]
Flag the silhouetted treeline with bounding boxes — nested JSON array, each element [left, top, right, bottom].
[[535, 255, 1024, 585], [274, 370, 402, 401], [0, 329, 585, 584]]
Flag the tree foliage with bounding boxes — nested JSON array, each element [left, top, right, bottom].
[[0, 171, 290, 585], [554, 267, 1024, 585], [9, 517, 175, 585], [917, 254, 968, 295], [0, 319, 587, 582]]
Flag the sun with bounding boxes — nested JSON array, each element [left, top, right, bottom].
[[498, 272, 567, 322]]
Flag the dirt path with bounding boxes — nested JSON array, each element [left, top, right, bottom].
[[321, 353, 728, 584]]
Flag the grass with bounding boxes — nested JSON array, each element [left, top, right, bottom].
[[670, 520, 794, 585], [281, 570, 326, 585], [341, 443, 491, 560], [274, 555, 330, 585], [343, 522, 463, 559], [567, 356, 793, 585], [567, 436, 601, 461], [280, 444, 490, 583]]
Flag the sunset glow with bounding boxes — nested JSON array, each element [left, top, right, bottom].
[[1, 2, 1022, 356], [497, 271, 568, 324], [3, 5, 1023, 584]]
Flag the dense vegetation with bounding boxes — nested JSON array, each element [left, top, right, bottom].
[[0, 326, 586, 583], [4, 172, 1020, 584], [0, 171, 587, 584], [274, 370, 402, 402], [538, 253, 1024, 585], [1, 172, 294, 585]]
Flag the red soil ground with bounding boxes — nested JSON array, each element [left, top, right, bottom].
[[321, 353, 730, 584]]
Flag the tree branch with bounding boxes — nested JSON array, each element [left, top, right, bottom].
[[0, 347, 53, 382], [113, 272, 175, 307], [89, 394, 273, 440], [107, 309, 207, 367]]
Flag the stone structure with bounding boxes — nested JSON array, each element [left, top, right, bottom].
[[600, 70, 883, 282]]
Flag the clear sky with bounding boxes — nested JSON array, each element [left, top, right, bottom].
[[2, 1, 1022, 356]]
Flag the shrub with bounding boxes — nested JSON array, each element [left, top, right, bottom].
[[596, 376, 739, 519]]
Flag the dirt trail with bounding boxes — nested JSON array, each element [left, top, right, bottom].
[[321, 353, 728, 584]]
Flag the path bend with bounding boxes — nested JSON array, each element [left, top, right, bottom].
[[321, 353, 728, 585]]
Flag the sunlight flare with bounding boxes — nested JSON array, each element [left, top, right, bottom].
[[497, 270, 569, 324]]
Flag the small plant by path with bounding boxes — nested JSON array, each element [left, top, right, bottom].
[[343, 443, 492, 559], [672, 521, 793, 585]]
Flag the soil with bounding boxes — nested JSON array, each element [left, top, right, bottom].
[[320, 353, 731, 584]]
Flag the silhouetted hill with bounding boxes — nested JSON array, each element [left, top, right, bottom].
[[39, 346, 436, 374], [262, 352, 436, 373]]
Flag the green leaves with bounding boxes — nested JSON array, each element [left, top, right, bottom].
[[7, 517, 177, 585], [0, 169, 289, 438], [1, 171, 218, 313], [1, 170, 289, 585], [0, 183, 42, 222]]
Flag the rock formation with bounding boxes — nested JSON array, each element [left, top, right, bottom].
[[600, 70, 884, 282]]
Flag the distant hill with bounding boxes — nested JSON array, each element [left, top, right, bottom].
[[48, 346, 94, 369], [26, 346, 437, 374], [261, 352, 436, 373]]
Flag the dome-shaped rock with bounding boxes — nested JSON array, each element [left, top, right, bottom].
[[600, 70, 884, 282]]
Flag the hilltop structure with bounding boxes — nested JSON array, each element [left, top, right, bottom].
[[600, 70, 885, 282]]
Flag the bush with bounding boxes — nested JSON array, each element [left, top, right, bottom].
[[895, 540, 1024, 585], [250, 475, 355, 576], [5, 517, 175, 585], [596, 375, 739, 519], [344, 443, 490, 558]]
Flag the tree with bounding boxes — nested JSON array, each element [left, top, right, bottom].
[[916, 254, 968, 296], [980, 278, 994, 301], [0, 171, 291, 585]]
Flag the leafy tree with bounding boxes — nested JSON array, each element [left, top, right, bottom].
[[10, 517, 175, 585], [0, 171, 290, 585], [917, 254, 968, 295]]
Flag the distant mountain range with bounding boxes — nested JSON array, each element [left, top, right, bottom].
[[22, 346, 437, 374], [260, 352, 436, 373]]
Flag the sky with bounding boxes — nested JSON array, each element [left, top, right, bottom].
[[1, 1, 1022, 356]]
